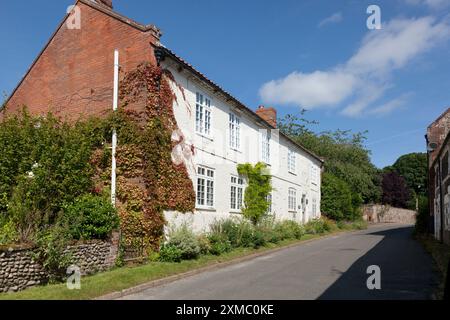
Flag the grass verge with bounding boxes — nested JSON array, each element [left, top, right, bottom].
[[0, 231, 352, 300], [416, 233, 450, 300]]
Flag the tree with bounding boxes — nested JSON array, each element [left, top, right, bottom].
[[381, 171, 412, 208], [392, 153, 427, 195], [321, 173, 354, 221], [279, 112, 382, 204]]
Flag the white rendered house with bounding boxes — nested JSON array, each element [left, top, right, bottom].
[[158, 47, 324, 233]]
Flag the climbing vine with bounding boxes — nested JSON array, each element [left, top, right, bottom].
[[112, 62, 196, 255], [237, 162, 272, 225]]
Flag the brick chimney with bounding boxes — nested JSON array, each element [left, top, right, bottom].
[[95, 0, 113, 9], [256, 105, 277, 128]]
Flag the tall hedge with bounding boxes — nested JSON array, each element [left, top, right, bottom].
[[321, 172, 354, 221]]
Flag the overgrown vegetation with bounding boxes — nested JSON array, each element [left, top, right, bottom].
[[158, 217, 367, 263], [0, 62, 197, 273]]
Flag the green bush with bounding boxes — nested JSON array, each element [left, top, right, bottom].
[[0, 110, 108, 243], [251, 228, 268, 248], [336, 220, 350, 230], [207, 233, 232, 255], [197, 235, 212, 255], [166, 224, 200, 260], [415, 195, 429, 234], [321, 173, 354, 221], [274, 220, 305, 240], [62, 194, 119, 240], [158, 244, 183, 262], [305, 219, 326, 234], [321, 217, 338, 232], [251, 218, 276, 244], [33, 225, 73, 278], [0, 219, 18, 245], [351, 220, 368, 230]]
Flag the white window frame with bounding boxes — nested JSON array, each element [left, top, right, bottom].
[[311, 165, 319, 186], [261, 129, 271, 164], [288, 188, 297, 212], [266, 193, 273, 215], [229, 113, 241, 151], [288, 149, 296, 174], [230, 175, 245, 211], [196, 166, 215, 209], [312, 198, 317, 217], [195, 92, 212, 137]]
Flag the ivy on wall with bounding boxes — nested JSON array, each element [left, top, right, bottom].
[[0, 62, 196, 258], [114, 62, 196, 254]]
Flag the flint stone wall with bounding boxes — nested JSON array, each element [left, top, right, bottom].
[[0, 233, 118, 293]]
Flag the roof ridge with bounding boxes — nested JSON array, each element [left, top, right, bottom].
[[156, 45, 324, 164], [2, 0, 161, 113]]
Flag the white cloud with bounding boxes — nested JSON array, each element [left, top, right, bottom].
[[368, 94, 411, 116], [346, 17, 450, 76], [403, 0, 450, 9], [260, 70, 355, 108], [318, 12, 343, 28], [259, 16, 450, 117]]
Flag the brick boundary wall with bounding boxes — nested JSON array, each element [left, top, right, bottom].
[[0, 232, 119, 293], [362, 204, 417, 225]]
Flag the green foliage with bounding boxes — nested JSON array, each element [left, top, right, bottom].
[[166, 224, 201, 260], [62, 194, 119, 241], [158, 244, 183, 263], [305, 219, 327, 234], [321, 173, 354, 221], [392, 153, 427, 195], [237, 162, 272, 224], [350, 220, 368, 230], [415, 195, 429, 234], [274, 220, 305, 240], [0, 219, 18, 245], [279, 112, 381, 203], [197, 235, 212, 255], [33, 226, 72, 278], [208, 234, 232, 255], [209, 218, 255, 248], [0, 110, 107, 242]]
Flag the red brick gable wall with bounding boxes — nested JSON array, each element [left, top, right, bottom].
[[3, 2, 158, 121]]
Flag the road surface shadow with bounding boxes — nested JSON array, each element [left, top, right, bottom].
[[318, 225, 438, 300]]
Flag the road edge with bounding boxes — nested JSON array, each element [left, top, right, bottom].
[[96, 228, 365, 300]]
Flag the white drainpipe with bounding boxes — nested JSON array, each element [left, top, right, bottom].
[[111, 49, 119, 206]]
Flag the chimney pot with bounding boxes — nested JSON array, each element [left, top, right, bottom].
[[256, 105, 277, 128], [96, 0, 113, 9]]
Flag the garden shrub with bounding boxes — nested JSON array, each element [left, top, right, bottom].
[[274, 220, 305, 240], [321, 217, 338, 232], [351, 220, 368, 230], [62, 194, 119, 240], [415, 195, 429, 234], [33, 225, 73, 278], [207, 233, 232, 255], [211, 218, 255, 248], [251, 228, 268, 248], [166, 223, 200, 260], [305, 219, 326, 235], [197, 235, 212, 255], [321, 172, 354, 221], [255, 218, 281, 244], [158, 244, 182, 263], [0, 219, 18, 245]]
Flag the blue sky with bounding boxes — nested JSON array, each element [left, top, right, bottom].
[[1, 0, 450, 168]]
